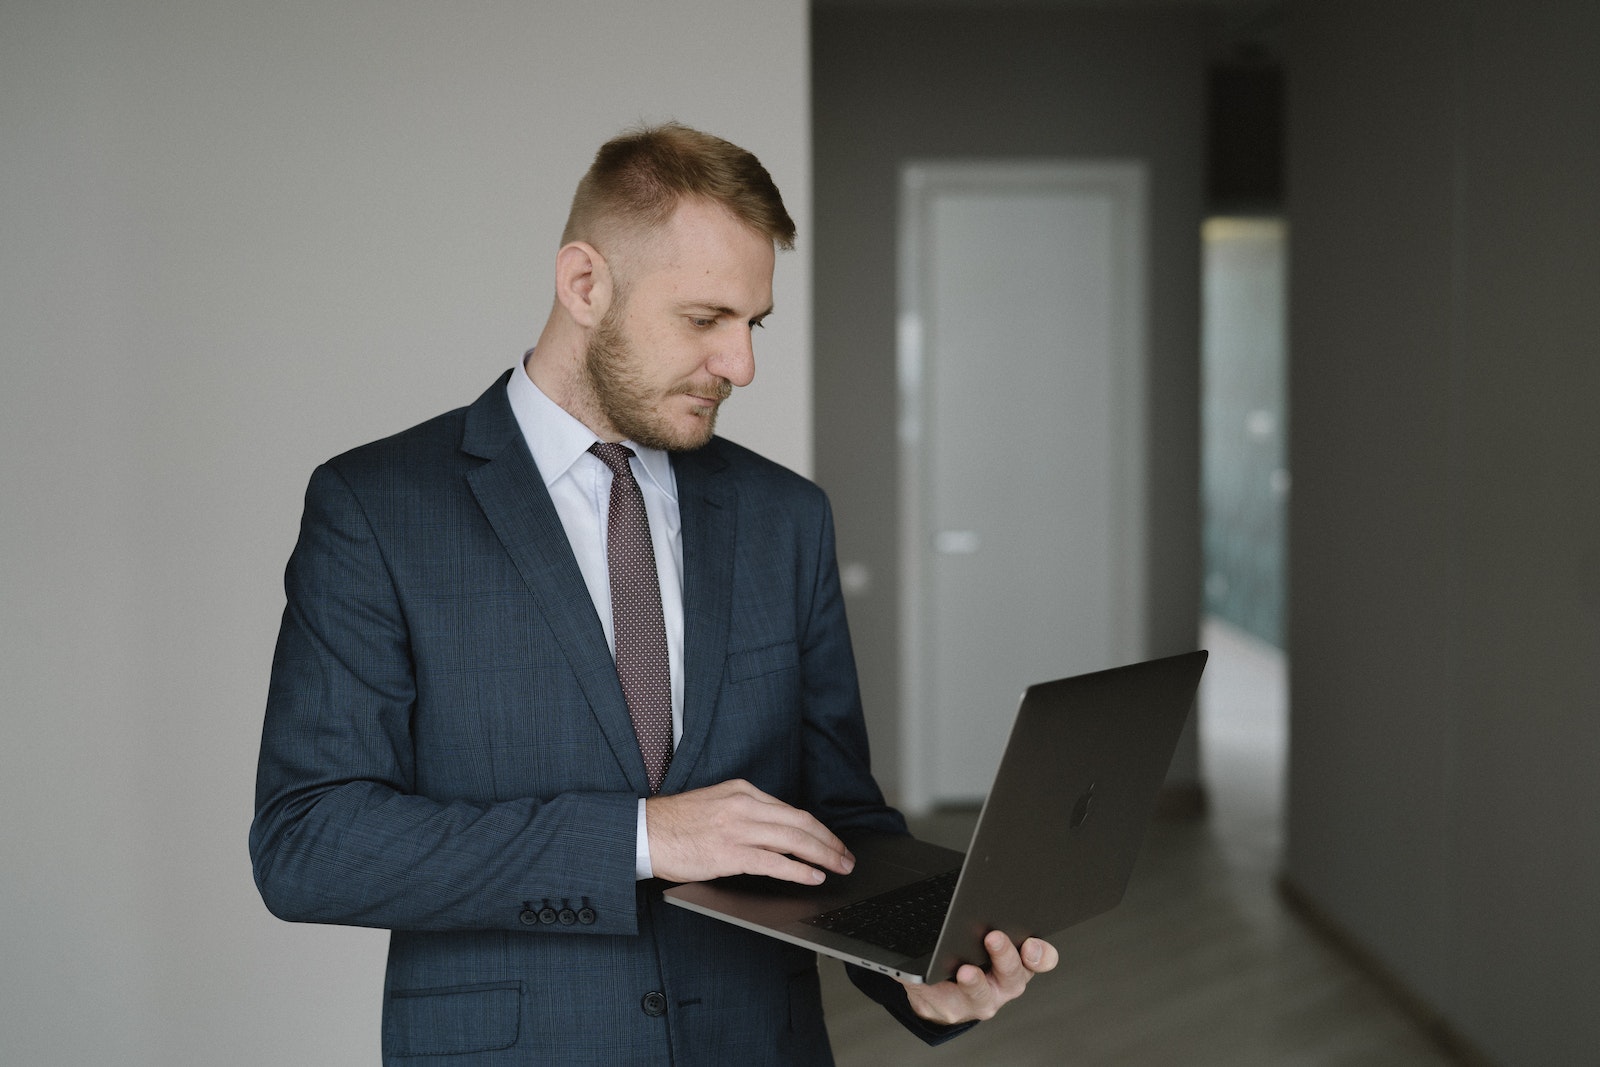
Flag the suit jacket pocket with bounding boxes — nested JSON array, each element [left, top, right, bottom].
[[726, 640, 800, 683], [384, 980, 522, 1057]]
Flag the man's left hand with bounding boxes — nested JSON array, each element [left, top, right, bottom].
[[901, 931, 1060, 1025]]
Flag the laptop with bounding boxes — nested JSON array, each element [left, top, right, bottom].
[[662, 649, 1207, 984]]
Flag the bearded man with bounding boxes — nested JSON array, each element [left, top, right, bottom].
[[250, 122, 1056, 1066]]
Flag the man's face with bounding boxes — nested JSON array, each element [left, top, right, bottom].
[[581, 197, 775, 452]]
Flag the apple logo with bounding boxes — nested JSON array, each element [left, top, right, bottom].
[[1069, 782, 1096, 829]]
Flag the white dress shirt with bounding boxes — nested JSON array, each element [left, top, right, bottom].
[[506, 360, 684, 878]]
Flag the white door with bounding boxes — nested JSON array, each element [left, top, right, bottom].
[[898, 161, 1148, 812]]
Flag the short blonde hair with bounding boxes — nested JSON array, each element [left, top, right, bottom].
[[561, 122, 796, 253]]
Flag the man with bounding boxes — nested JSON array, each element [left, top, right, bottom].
[[251, 123, 1057, 1065]]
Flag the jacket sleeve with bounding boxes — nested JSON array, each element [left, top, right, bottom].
[[249, 462, 641, 936]]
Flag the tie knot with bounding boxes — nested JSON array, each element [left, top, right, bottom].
[[589, 441, 636, 475]]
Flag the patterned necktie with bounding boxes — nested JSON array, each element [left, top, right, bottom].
[[588, 442, 673, 793]]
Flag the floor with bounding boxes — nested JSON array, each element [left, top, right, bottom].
[[819, 619, 1465, 1066]]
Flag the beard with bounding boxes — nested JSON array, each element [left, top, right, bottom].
[[582, 304, 731, 452]]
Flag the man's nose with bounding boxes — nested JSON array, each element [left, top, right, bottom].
[[709, 329, 756, 388]]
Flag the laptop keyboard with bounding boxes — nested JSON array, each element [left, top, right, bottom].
[[801, 868, 959, 957]]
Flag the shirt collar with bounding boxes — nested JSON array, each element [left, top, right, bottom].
[[506, 356, 677, 502]]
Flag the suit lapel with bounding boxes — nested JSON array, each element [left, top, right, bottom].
[[459, 375, 650, 794], [661, 443, 737, 793]]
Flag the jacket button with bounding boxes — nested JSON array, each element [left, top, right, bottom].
[[539, 907, 558, 925], [518, 908, 538, 926], [641, 991, 667, 1017], [577, 907, 596, 925], [558, 908, 577, 925]]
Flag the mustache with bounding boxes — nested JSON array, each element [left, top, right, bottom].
[[674, 379, 734, 402]]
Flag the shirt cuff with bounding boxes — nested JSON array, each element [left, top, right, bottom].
[[635, 798, 654, 880]]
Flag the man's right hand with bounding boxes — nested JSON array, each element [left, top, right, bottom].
[[644, 779, 855, 885]]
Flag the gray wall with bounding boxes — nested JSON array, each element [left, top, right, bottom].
[[1283, 2, 1600, 1064], [0, 2, 811, 1063], [812, 6, 1209, 802]]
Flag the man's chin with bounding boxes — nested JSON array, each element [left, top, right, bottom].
[[672, 415, 718, 452], [625, 412, 718, 453]]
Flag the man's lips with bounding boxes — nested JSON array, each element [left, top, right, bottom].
[[677, 380, 734, 408]]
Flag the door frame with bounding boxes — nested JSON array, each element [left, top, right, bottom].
[[896, 159, 1149, 813]]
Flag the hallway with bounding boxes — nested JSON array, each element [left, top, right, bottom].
[[821, 620, 1461, 1065]]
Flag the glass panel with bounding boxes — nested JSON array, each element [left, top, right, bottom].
[[1201, 216, 1287, 648]]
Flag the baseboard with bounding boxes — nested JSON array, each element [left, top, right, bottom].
[[1276, 876, 1499, 1067]]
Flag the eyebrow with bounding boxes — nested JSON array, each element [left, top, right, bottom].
[[680, 302, 775, 322]]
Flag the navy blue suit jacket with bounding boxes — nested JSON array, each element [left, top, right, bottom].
[[251, 374, 955, 1064]]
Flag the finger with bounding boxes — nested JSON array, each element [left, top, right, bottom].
[[724, 795, 854, 873], [716, 805, 851, 871], [782, 825, 855, 874], [1020, 937, 1059, 974], [955, 962, 1000, 1019], [984, 931, 1027, 990], [902, 958, 1006, 1026], [985, 927, 1024, 979], [677, 783, 855, 877], [736, 847, 832, 885]]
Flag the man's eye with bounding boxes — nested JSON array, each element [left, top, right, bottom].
[[689, 317, 716, 328]]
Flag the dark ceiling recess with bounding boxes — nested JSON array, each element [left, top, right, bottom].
[[1207, 56, 1285, 212]]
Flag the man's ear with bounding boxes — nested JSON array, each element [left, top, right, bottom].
[[554, 241, 613, 328]]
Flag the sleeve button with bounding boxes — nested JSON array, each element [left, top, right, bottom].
[[578, 907, 596, 925]]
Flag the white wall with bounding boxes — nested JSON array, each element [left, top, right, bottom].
[[0, 2, 810, 1063], [1284, 2, 1600, 1064]]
